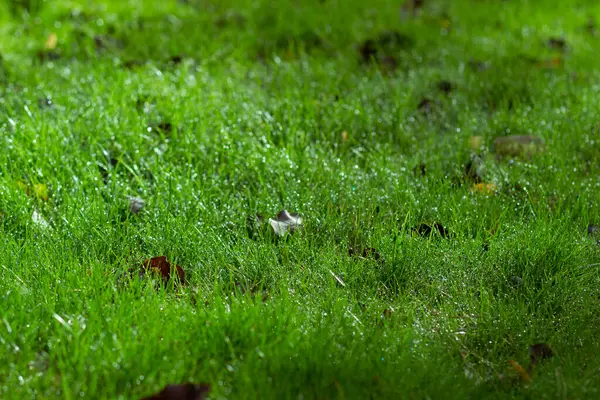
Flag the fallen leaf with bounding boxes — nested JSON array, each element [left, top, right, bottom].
[[140, 383, 210, 400], [268, 210, 302, 237], [32, 183, 49, 201], [509, 359, 531, 383], [529, 343, 553, 366], [471, 183, 497, 195], [139, 256, 185, 285], [45, 33, 58, 50], [341, 131, 349, 143], [492, 135, 545, 158]]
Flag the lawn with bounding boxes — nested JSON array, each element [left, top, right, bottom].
[[1, 0, 600, 398]]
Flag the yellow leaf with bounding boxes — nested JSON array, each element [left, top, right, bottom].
[[32, 183, 49, 201], [45, 33, 58, 50], [509, 359, 531, 383], [341, 131, 349, 143], [471, 183, 497, 194]]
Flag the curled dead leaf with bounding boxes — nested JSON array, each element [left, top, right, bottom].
[[139, 256, 185, 285], [268, 210, 302, 237]]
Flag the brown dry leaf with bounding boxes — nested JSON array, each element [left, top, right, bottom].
[[139, 256, 185, 285], [45, 33, 58, 50], [140, 383, 210, 400], [471, 183, 497, 195], [493, 135, 545, 158]]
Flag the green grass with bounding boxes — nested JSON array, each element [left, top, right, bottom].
[[1, 0, 600, 398]]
